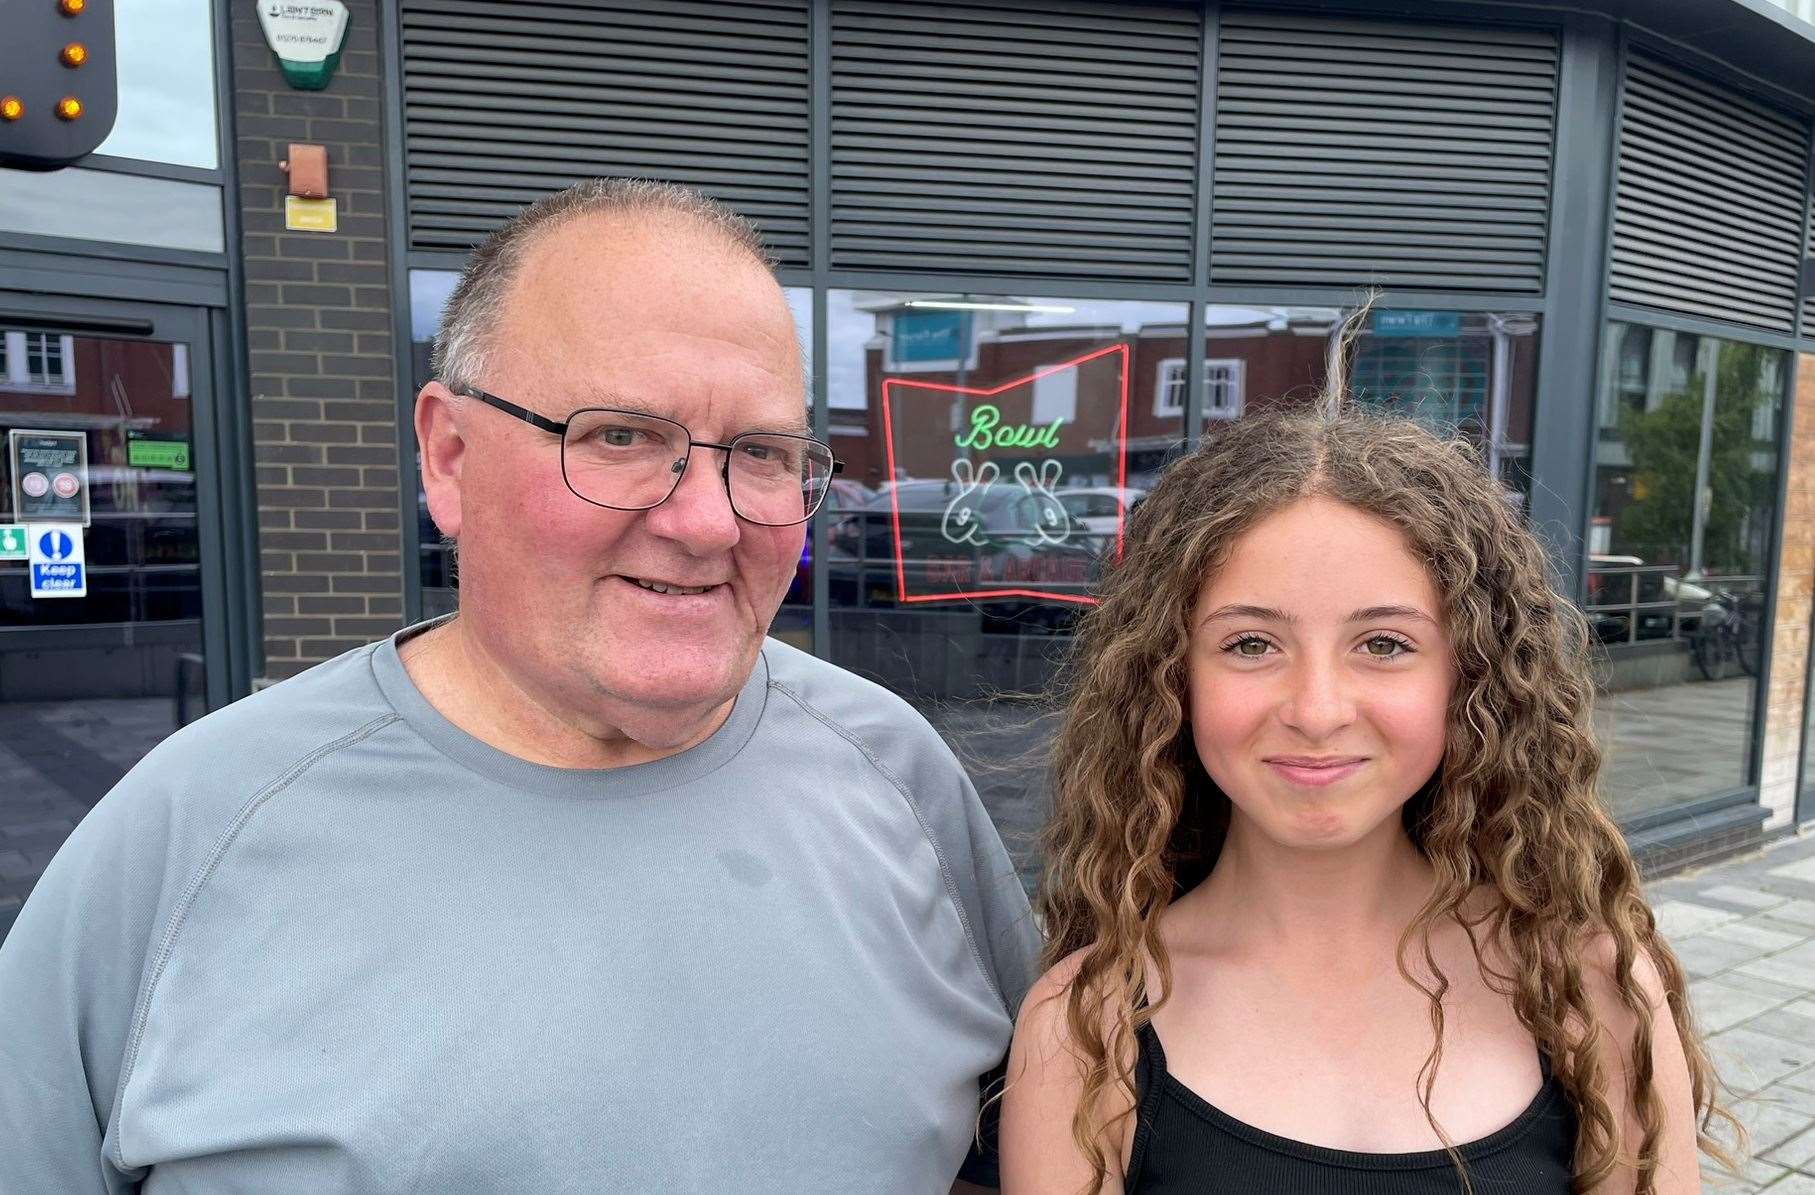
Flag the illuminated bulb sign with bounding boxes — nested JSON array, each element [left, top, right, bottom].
[[878, 344, 1129, 606]]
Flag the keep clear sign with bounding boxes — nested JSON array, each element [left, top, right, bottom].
[[28, 523, 87, 599]]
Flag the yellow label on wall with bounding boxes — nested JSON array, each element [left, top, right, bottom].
[[285, 196, 338, 233]]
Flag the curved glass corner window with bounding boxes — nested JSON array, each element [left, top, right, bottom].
[[1588, 322, 1790, 821], [405, 269, 813, 629], [93, 0, 220, 169]]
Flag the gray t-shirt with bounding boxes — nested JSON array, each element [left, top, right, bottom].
[[0, 623, 1039, 1193]]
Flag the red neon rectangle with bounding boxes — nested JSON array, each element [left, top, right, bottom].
[[877, 342, 1130, 607]]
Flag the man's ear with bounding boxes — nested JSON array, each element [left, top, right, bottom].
[[416, 381, 467, 540]]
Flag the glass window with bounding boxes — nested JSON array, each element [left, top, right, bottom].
[[94, 0, 220, 169], [0, 167, 225, 254], [405, 270, 814, 627], [827, 292, 1189, 893], [1588, 323, 1789, 821], [0, 333, 203, 628], [7, 333, 76, 394], [1195, 306, 1539, 492]]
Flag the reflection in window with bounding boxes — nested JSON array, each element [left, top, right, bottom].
[[3, 332, 76, 395], [0, 335, 202, 630], [1152, 358, 1246, 420], [1194, 306, 1539, 494], [94, 0, 220, 169], [827, 292, 1188, 892], [1588, 322, 1788, 821]]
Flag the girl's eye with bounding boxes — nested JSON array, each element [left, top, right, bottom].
[[1222, 635, 1273, 659], [1362, 634, 1414, 659]]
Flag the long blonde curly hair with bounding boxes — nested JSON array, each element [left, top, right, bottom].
[[1036, 401, 1738, 1193]]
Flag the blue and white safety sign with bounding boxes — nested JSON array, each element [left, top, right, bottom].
[[27, 523, 86, 599]]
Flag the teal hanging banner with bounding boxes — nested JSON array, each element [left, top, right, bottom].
[[889, 310, 972, 367], [1371, 310, 1460, 338]]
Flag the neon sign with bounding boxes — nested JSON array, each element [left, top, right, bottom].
[[879, 343, 1130, 606]]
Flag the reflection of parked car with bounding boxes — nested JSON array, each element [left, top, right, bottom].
[[827, 480, 1100, 617], [1056, 486, 1144, 537], [826, 478, 875, 512], [1585, 552, 1756, 649]]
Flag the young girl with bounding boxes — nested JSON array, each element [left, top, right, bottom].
[[1000, 403, 1735, 1194]]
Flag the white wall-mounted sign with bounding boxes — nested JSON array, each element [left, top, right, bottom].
[[256, 1, 350, 91]]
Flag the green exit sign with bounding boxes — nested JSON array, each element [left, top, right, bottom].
[[0, 525, 26, 561]]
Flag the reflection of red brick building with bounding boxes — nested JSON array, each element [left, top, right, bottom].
[[0, 334, 192, 497], [833, 307, 1539, 495], [0, 335, 192, 520]]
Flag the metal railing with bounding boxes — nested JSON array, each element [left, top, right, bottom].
[[1583, 563, 1762, 647]]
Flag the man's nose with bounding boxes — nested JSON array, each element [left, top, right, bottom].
[[643, 446, 742, 553]]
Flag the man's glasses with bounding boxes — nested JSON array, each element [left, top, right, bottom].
[[463, 388, 840, 527]]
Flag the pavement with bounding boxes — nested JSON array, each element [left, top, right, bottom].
[[0, 697, 174, 941], [1654, 830, 1815, 1191]]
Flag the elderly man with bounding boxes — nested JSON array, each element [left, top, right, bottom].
[[0, 179, 1037, 1193]]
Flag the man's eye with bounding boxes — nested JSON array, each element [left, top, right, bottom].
[[598, 427, 646, 447]]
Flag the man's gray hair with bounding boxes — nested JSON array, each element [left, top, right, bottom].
[[431, 178, 773, 394]]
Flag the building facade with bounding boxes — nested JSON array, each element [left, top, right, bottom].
[[4, 0, 1815, 927]]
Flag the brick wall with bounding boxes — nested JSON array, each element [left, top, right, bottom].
[[230, 1, 405, 681], [1761, 352, 1815, 831]]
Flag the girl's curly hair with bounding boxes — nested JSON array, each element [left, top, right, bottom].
[[1035, 397, 1738, 1193]]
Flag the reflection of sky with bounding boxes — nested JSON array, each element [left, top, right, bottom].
[[0, 166, 223, 252], [828, 293, 1196, 409], [96, 0, 219, 169], [410, 271, 460, 342]]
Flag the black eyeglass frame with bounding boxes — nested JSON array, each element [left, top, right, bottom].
[[461, 386, 842, 527]]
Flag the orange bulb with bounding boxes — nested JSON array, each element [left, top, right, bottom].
[[0, 97, 22, 121], [61, 42, 89, 67], [59, 0, 87, 14], [56, 96, 83, 120]]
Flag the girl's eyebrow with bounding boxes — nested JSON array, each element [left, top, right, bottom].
[[1198, 603, 1437, 627], [1199, 603, 1291, 626], [1349, 604, 1438, 626]]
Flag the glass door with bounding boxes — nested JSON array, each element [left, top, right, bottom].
[[0, 296, 226, 940]]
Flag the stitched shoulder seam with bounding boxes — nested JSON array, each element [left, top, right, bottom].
[[766, 679, 1009, 1016], [109, 711, 401, 1170]]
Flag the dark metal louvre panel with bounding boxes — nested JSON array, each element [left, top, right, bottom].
[[1212, 11, 1557, 294], [1804, 196, 1815, 337], [829, 0, 1201, 281], [400, 0, 810, 267], [1610, 55, 1808, 335]]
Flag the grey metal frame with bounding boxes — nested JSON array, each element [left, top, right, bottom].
[[380, 0, 422, 626]]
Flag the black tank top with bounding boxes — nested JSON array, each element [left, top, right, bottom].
[[1127, 1025, 1577, 1193]]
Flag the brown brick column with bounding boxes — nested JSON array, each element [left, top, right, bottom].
[[230, 1, 405, 681], [1762, 352, 1815, 830]]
